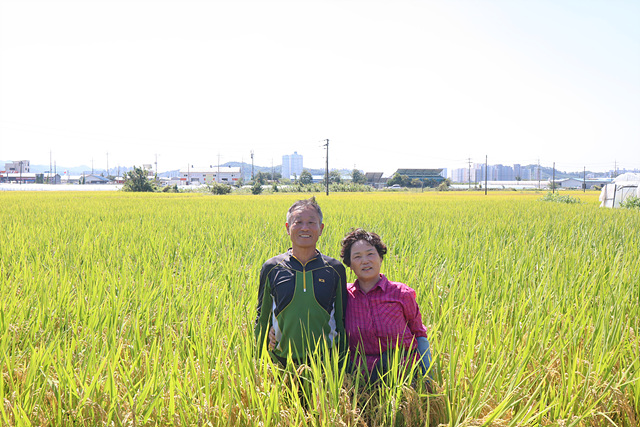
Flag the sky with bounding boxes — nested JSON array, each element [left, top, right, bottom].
[[1, 0, 639, 176]]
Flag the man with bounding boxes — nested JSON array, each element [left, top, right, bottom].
[[255, 197, 347, 364]]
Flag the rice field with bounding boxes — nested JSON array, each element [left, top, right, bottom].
[[0, 191, 638, 426]]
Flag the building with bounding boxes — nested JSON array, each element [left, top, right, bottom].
[[554, 178, 612, 189], [84, 174, 110, 184], [1, 172, 37, 183], [451, 165, 481, 183], [282, 152, 303, 179], [4, 160, 30, 173], [179, 166, 241, 185], [365, 172, 384, 188]]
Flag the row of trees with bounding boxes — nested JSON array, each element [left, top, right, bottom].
[[293, 169, 367, 185], [387, 173, 450, 189], [122, 165, 450, 193]]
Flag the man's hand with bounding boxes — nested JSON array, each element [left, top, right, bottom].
[[268, 327, 277, 350]]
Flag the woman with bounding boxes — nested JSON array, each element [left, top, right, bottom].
[[340, 228, 432, 382]]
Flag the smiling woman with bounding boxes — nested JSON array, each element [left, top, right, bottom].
[[340, 228, 432, 383]]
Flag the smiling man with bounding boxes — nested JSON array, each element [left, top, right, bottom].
[[255, 197, 347, 365]]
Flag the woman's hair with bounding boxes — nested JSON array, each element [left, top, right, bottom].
[[340, 228, 388, 267]]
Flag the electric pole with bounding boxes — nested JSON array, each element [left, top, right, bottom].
[[537, 159, 541, 190], [467, 158, 472, 191], [251, 150, 254, 180], [217, 152, 221, 183], [552, 162, 555, 194], [324, 139, 329, 196], [583, 166, 586, 192]]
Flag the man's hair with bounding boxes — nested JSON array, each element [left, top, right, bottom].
[[286, 196, 323, 224], [340, 228, 388, 267]]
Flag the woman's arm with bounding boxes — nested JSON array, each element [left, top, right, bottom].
[[402, 287, 432, 375]]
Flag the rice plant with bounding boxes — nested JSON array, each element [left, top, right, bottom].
[[0, 190, 637, 426]]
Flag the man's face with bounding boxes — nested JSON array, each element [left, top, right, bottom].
[[286, 206, 324, 251]]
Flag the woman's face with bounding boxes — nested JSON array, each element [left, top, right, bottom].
[[349, 240, 382, 284]]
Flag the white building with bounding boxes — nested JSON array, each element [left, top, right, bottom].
[[282, 152, 303, 179], [179, 166, 241, 185], [4, 160, 30, 173]]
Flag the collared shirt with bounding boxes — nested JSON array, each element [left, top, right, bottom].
[[345, 274, 428, 373]]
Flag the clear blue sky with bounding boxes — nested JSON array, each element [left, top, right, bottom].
[[1, 0, 638, 175]]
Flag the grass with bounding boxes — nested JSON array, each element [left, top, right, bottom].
[[0, 190, 637, 426]]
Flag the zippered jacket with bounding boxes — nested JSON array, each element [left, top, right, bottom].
[[255, 250, 348, 362]]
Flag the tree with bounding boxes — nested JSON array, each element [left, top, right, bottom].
[[255, 171, 267, 185], [162, 184, 179, 193], [387, 173, 403, 187], [425, 178, 438, 188], [387, 173, 410, 187], [299, 170, 313, 185], [122, 166, 156, 192], [329, 170, 342, 184], [351, 169, 366, 184], [410, 178, 422, 188], [251, 180, 263, 195], [210, 183, 231, 195]]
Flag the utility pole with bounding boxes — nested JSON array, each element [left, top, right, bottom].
[[552, 162, 555, 194], [467, 158, 472, 191], [91, 158, 94, 175], [324, 139, 329, 196], [187, 163, 190, 185], [251, 150, 254, 180], [107, 152, 110, 178], [271, 158, 274, 182], [154, 153, 157, 178], [217, 152, 221, 183], [485, 155, 488, 195], [583, 166, 586, 192], [537, 159, 541, 190], [49, 150, 52, 184]]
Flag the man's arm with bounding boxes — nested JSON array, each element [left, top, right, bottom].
[[334, 262, 348, 360], [255, 262, 273, 357]]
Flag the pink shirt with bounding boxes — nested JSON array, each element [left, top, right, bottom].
[[345, 274, 428, 373]]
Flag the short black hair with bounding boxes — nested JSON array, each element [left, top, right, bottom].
[[340, 228, 387, 267], [287, 197, 323, 223]]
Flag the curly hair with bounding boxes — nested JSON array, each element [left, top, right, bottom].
[[340, 228, 388, 267]]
